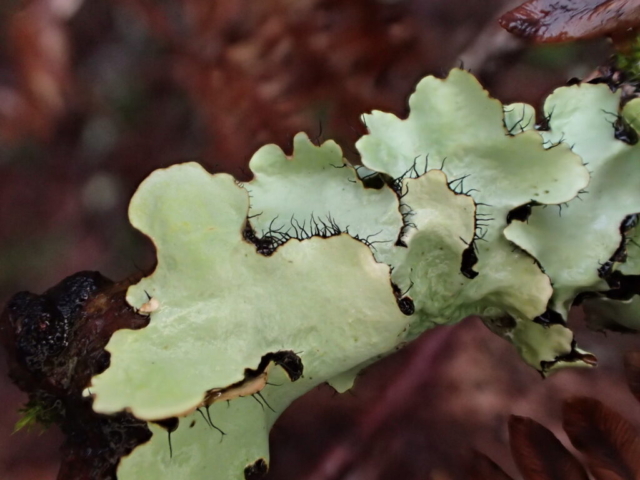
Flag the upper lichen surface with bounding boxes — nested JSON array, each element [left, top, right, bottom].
[[82, 68, 635, 479], [117, 368, 305, 480], [356, 69, 589, 325], [246, 133, 402, 265], [389, 170, 476, 334], [90, 163, 410, 421], [505, 90, 640, 316]]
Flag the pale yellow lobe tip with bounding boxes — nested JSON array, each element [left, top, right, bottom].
[[139, 297, 160, 314], [204, 362, 285, 408], [206, 372, 268, 405]]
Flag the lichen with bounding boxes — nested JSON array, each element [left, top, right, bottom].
[[59, 69, 640, 478]]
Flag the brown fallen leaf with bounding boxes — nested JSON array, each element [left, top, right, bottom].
[[467, 451, 515, 480], [563, 397, 640, 480], [509, 415, 589, 480], [499, 0, 640, 45]]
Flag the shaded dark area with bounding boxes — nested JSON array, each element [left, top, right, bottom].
[[1, 0, 635, 479], [506, 202, 538, 224], [532, 308, 565, 327], [460, 243, 480, 279], [259, 351, 304, 383], [0, 272, 151, 479], [625, 352, 640, 403], [245, 458, 269, 480], [467, 452, 514, 480]]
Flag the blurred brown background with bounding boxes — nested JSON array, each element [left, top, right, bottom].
[[0, 0, 637, 479]]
